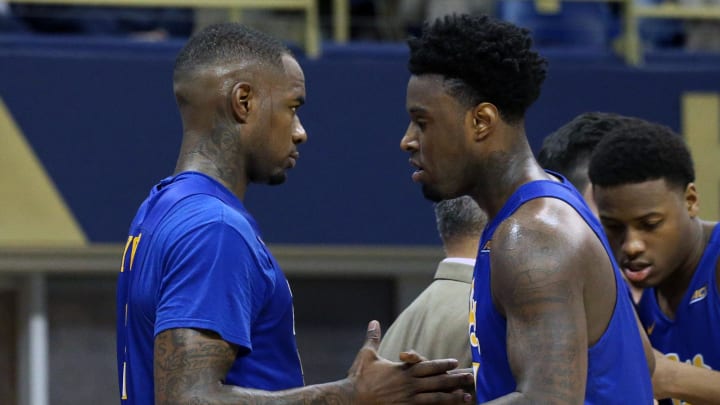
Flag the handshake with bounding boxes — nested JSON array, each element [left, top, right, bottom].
[[345, 320, 475, 405]]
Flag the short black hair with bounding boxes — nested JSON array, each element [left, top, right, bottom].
[[173, 22, 290, 80], [538, 112, 644, 191], [407, 14, 547, 123], [588, 120, 695, 190], [435, 196, 487, 244]]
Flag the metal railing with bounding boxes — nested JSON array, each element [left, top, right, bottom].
[[524, 0, 720, 64], [7, 0, 352, 57], [4, 0, 720, 69]]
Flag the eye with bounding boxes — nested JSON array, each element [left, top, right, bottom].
[[601, 221, 624, 234], [414, 119, 426, 131], [641, 220, 663, 231]]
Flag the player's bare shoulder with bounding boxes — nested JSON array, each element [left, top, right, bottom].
[[491, 197, 599, 267], [488, 197, 604, 312]]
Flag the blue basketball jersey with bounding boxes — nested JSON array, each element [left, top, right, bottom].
[[469, 174, 653, 404], [116, 172, 303, 404], [636, 223, 720, 404]]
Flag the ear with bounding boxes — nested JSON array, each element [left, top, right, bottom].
[[684, 182, 700, 217], [231, 82, 252, 123], [469, 102, 499, 142]]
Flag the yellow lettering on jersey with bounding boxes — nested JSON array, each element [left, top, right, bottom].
[[120, 235, 133, 272], [664, 352, 711, 370], [472, 361, 480, 388], [469, 279, 479, 348], [690, 285, 708, 304], [129, 234, 142, 271], [690, 353, 712, 370], [664, 352, 712, 404], [665, 353, 680, 362]]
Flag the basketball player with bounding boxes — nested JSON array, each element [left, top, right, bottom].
[[537, 111, 646, 302], [589, 119, 720, 404], [537, 112, 644, 216], [399, 14, 655, 403], [116, 22, 473, 405]]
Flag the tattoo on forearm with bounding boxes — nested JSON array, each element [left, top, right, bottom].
[[154, 329, 358, 405]]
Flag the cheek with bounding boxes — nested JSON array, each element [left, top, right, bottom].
[[605, 235, 624, 256]]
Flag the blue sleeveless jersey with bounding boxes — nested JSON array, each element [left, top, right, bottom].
[[116, 172, 303, 404], [469, 175, 653, 404], [636, 223, 720, 404]]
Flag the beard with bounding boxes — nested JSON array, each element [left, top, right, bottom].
[[421, 183, 445, 202], [267, 171, 287, 186]]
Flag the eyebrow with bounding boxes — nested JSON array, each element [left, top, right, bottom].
[[408, 106, 428, 114], [294, 96, 305, 105], [600, 212, 662, 223]]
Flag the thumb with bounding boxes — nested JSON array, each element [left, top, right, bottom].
[[364, 320, 382, 351], [399, 350, 427, 365], [348, 320, 382, 376]]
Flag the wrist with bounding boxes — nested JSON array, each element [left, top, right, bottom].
[[652, 357, 679, 399], [336, 377, 358, 404]]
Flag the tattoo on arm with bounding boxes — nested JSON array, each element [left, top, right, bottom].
[[154, 328, 356, 405], [507, 272, 583, 403], [154, 328, 236, 403], [492, 222, 587, 404]]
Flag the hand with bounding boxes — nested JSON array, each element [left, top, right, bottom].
[[398, 352, 476, 403], [347, 320, 474, 404], [398, 350, 427, 365]]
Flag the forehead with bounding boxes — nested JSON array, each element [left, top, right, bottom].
[[594, 178, 681, 218], [406, 74, 456, 110], [278, 54, 305, 94], [281, 54, 304, 82]]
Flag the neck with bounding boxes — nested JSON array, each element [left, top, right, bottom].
[[174, 124, 248, 200], [444, 238, 480, 259], [469, 132, 549, 220]]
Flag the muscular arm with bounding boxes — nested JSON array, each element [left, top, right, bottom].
[[154, 323, 474, 405], [485, 217, 588, 404], [653, 349, 720, 405]]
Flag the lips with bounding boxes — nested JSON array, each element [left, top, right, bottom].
[[288, 152, 299, 168], [409, 158, 425, 182], [622, 261, 653, 283]]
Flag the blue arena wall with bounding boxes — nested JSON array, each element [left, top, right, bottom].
[[1, 36, 719, 245]]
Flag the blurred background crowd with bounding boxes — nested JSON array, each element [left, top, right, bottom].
[[0, 0, 718, 52]]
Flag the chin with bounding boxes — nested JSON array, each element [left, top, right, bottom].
[[267, 173, 287, 186], [421, 184, 450, 202]]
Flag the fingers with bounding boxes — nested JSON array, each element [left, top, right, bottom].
[[410, 389, 474, 404], [448, 367, 473, 375], [410, 369, 474, 393], [408, 358, 459, 377], [348, 321, 383, 376], [364, 320, 382, 351], [399, 350, 427, 365]]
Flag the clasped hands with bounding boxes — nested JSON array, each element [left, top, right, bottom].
[[347, 320, 475, 404]]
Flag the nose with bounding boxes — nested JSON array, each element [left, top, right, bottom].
[[293, 116, 307, 144], [400, 122, 417, 152], [621, 228, 646, 259]]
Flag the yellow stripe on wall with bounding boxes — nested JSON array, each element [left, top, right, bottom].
[[683, 92, 720, 222], [0, 98, 87, 246]]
